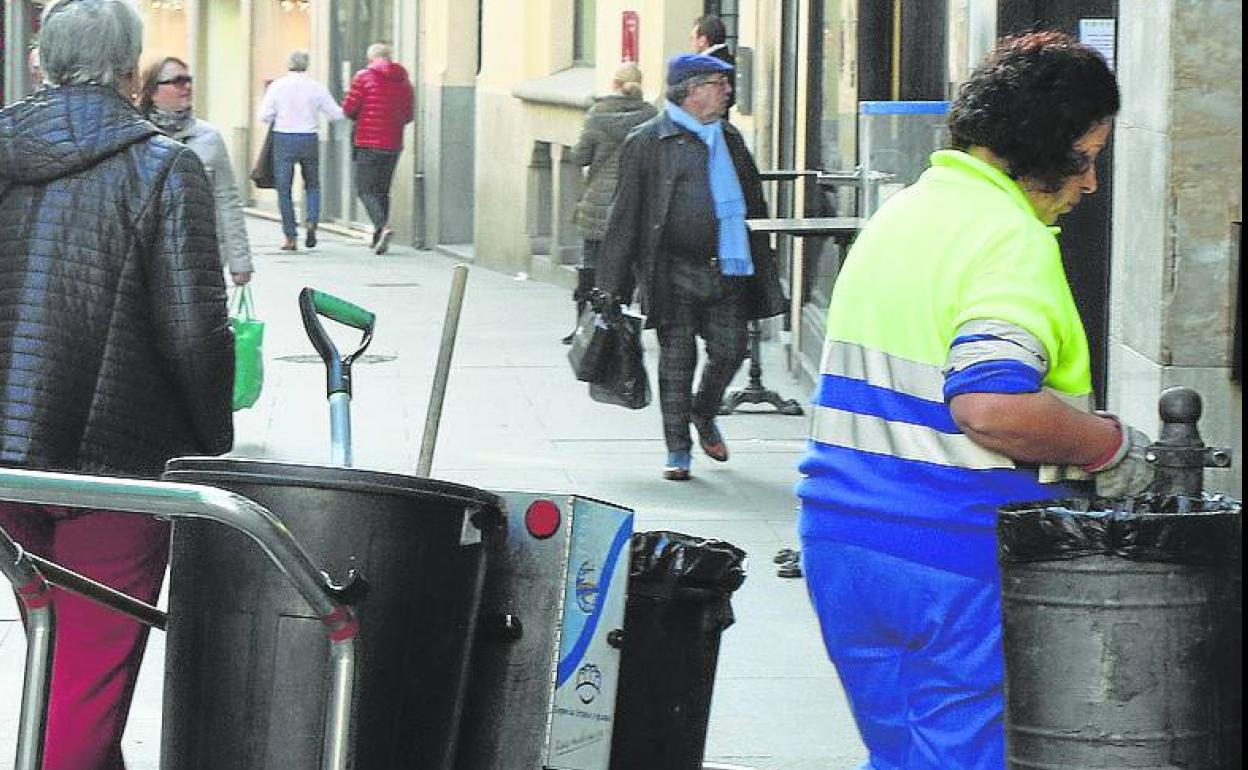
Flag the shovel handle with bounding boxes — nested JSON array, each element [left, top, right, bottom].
[[306, 289, 376, 332], [299, 287, 376, 398]]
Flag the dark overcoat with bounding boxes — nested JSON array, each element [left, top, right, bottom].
[[596, 110, 786, 329]]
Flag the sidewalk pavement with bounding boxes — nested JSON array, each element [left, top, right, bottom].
[[0, 215, 866, 769]]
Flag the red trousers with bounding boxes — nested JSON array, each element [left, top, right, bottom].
[[0, 502, 170, 770]]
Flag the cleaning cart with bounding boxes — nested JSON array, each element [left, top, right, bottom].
[[159, 287, 506, 770]]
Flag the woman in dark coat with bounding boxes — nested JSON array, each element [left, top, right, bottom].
[[0, 2, 234, 766], [561, 64, 657, 343]]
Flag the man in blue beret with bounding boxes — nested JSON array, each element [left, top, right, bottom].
[[596, 53, 786, 480]]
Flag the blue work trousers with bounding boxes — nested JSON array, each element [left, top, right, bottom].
[[801, 538, 1006, 770], [273, 132, 321, 239]]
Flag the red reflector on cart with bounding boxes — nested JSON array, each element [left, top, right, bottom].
[[525, 500, 562, 539]]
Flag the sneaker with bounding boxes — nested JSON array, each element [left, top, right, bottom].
[[693, 419, 729, 462], [662, 450, 692, 481], [305, 224, 318, 249], [375, 228, 393, 255]]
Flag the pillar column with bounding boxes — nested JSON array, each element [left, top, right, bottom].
[[1110, 0, 1242, 495]]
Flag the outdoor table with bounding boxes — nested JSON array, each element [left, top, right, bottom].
[[746, 217, 863, 240], [758, 170, 821, 183]]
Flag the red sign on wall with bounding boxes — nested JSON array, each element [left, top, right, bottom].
[[621, 11, 639, 63]]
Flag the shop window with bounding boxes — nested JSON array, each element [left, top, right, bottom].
[[574, 0, 596, 65]]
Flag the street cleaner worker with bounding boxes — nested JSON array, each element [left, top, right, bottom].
[[796, 31, 1154, 770], [0, 1, 234, 767]]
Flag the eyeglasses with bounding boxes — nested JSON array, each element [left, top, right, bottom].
[[157, 75, 194, 87], [695, 76, 730, 89]]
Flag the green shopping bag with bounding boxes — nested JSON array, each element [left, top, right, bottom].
[[230, 285, 265, 410]]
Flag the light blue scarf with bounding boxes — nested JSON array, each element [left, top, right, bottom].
[[665, 101, 754, 276]]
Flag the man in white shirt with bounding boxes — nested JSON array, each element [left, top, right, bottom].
[[258, 50, 344, 250]]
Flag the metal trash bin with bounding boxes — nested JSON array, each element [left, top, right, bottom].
[[160, 458, 505, 770], [609, 531, 747, 770], [997, 388, 1242, 769]]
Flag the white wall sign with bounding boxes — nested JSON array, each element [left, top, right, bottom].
[[1079, 18, 1117, 71]]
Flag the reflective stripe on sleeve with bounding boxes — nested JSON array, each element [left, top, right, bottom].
[[810, 405, 1016, 470], [945, 320, 1049, 375]]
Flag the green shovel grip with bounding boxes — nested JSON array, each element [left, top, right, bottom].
[[309, 290, 375, 331]]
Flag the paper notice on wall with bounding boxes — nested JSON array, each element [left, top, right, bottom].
[[1079, 18, 1116, 71]]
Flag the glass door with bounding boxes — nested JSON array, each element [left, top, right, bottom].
[[796, 0, 858, 377]]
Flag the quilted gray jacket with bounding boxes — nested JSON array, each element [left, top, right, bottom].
[[572, 93, 658, 241], [0, 85, 234, 478]]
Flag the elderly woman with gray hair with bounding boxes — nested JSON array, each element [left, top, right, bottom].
[[258, 49, 345, 251], [0, 1, 234, 768]]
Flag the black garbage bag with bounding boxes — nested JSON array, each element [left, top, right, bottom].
[[998, 493, 1242, 566], [589, 308, 651, 410], [609, 531, 747, 770]]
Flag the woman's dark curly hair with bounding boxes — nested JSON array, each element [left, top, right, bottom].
[[948, 31, 1120, 192]]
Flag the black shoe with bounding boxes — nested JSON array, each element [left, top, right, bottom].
[[370, 228, 382, 249], [305, 225, 318, 249]]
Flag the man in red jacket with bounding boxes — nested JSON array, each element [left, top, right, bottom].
[[343, 42, 414, 254]]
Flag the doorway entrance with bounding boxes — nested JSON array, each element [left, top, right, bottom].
[[999, 0, 1119, 406]]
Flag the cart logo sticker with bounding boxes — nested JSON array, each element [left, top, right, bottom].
[[575, 560, 599, 613], [575, 663, 603, 704], [556, 519, 632, 687]]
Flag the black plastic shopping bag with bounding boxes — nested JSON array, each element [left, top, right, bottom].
[[589, 310, 651, 410], [568, 304, 614, 383]]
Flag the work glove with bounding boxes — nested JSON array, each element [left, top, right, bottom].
[[1084, 412, 1155, 499]]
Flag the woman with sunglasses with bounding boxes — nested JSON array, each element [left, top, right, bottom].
[[138, 57, 254, 286]]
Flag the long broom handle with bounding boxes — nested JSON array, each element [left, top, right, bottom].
[[417, 264, 469, 476]]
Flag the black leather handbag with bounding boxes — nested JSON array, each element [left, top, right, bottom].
[[249, 126, 276, 189]]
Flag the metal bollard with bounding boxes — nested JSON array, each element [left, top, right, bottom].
[[1146, 386, 1233, 498]]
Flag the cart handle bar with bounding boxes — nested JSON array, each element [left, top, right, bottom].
[[0, 467, 360, 770], [299, 288, 376, 399], [0, 467, 357, 623]]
